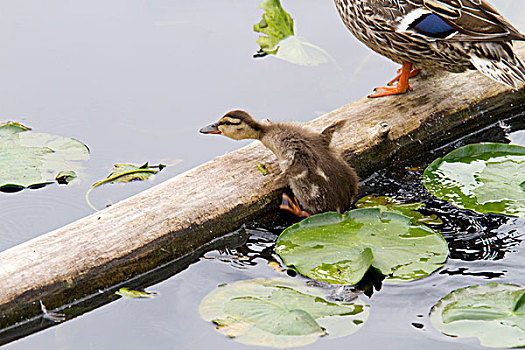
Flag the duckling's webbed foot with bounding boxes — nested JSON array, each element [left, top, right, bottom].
[[280, 193, 311, 218]]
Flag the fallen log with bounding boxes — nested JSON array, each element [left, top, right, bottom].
[[1, 42, 524, 336]]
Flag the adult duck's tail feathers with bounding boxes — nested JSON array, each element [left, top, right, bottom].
[[469, 42, 525, 90], [321, 120, 346, 146]]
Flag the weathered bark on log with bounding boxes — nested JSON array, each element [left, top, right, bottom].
[[1, 43, 524, 334]]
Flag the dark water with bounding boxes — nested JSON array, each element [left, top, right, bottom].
[[1, 0, 525, 349]]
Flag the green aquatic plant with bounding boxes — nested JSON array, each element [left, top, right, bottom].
[[254, 0, 335, 66], [355, 195, 442, 225], [115, 287, 157, 299], [276, 208, 448, 285], [199, 277, 368, 348], [423, 143, 525, 218], [254, 162, 270, 176], [85, 162, 166, 210], [430, 282, 525, 348], [254, 0, 294, 55], [0, 121, 89, 192], [55, 170, 77, 185]]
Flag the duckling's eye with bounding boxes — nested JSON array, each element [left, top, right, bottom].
[[224, 121, 232, 126]]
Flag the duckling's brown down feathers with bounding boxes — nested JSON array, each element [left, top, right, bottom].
[[260, 119, 358, 214]]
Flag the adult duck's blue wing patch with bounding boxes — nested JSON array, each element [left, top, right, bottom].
[[409, 13, 456, 38]]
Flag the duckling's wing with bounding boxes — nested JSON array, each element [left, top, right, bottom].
[[320, 120, 346, 147], [404, 0, 525, 41]]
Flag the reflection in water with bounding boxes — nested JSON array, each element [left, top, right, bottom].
[[201, 228, 280, 269], [203, 225, 384, 299], [360, 115, 525, 264], [443, 215, 524, 261], [439, 267, 505, 279], [361, 167, 525, 262], [203, 208, 523, 295]]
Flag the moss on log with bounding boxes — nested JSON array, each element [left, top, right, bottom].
[[1, 43, 524, 334]]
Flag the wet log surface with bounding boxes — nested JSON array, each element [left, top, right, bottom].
[[1, 43, 524, 337]]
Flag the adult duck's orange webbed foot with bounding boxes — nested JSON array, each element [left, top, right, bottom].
[[368, 62, 415, 98], [387, 67, 421, 86], [280, 193, 311, 218], [368, 84, 412, 97]]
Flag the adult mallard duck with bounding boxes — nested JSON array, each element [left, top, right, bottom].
[[334, 0, 525, 97], [200, 110, 359, 217]]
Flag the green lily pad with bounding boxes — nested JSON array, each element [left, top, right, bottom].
[[85, 162, 165, 210], [199, 277, 368, 348], [355, 195, 443, 225], [275, 208, 448, 285], [430, 282, 525, 348], [254, 0, 334, 66], [423, 143, 525, 218], [0, 121, 89, 192]]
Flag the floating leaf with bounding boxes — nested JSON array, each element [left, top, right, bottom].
[[268, 261, 283, 272], [273, 36, 335, 66], [199, 277, 368, 348], [253, 0, 334, 66], [430, 283, 525, 348], [55, 170, 77, 185], [0, 121, 89, 192], [276, 208, 448, 285], [423, 143, 525, 218], [85, 162, 166, 210], [115, 287, 157, 299], [104, 162, 166, 184], [254, 0, 294, 55], [355, 195, 443, 225]]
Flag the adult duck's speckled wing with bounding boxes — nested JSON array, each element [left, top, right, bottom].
[[405, 0, 525, 41], [334, 0, 525, 92]]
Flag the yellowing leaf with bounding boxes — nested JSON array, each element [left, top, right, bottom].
[[115, 287, 157, 299], [267, 261, 282, 272], [85, 162, 166, 211]]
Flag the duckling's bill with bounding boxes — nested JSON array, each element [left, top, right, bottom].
[[200, 123, 221, 135]]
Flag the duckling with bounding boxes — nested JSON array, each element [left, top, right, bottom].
[[200, 110, 359, 217]]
